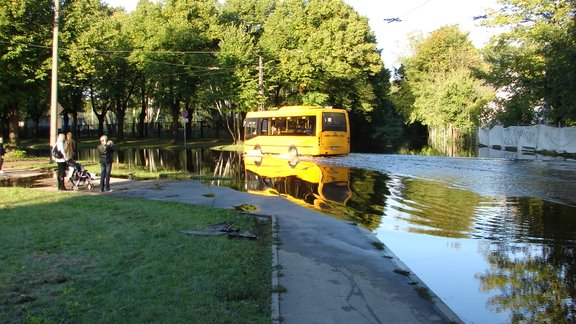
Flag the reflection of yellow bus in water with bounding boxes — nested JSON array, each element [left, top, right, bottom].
[[244, 155, 351, 214], [243, 106, 350, 156]]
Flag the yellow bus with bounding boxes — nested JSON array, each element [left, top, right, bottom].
[[243, 105, 350, 156]]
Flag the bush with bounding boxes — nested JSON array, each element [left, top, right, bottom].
[[5, 149, 27, 159]]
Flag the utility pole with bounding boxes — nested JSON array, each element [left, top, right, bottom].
[[49, 0, 60, 156], [258, 55, 264, 111]]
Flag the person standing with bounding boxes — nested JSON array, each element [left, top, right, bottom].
[[54, 133, 68, 190], [0, 137, 6, 174], [97, 135, 115, 192], [64, 131, 77, 161]]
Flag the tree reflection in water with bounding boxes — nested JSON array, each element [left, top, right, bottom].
[[475, 198, 576, 323]]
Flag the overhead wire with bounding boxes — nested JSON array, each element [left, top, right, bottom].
[[399, 0, 434, 18], [383, 0, 490, 25], [0, 39, 260, 79], [383, 0, 434, 23]]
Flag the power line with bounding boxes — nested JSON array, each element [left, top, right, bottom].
[[383, 0, 434, 23], [0, 40, 220, 55], [400, 0, 434, 18], [0, 40, 260, 73]]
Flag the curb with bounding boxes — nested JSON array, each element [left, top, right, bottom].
[[353, 223, 463, 324], [271, 215, 281, 324]]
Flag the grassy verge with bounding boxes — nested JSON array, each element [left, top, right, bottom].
[[0, 188, 271, 323]]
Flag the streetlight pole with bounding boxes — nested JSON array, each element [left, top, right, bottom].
[[258, 55, 264, 111], [49, 0, 59, 157]]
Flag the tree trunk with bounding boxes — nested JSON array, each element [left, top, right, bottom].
[[115, 97, 126, 141], [138, 79, 147, 138], [171, 98, 181, 141], [7, 103, 20, 146], [90, 88, 110, 137]]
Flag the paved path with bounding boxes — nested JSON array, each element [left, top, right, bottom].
[[1, 166, 462, 324]]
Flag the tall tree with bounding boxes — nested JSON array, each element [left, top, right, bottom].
[[202, 24, 260, 143], [399, 25, 493, 154], [259, 0, 383, 110], [208, 0, 276, 142], [483, 0, 576, 125], [59, 0, 110, 136], [24, 81, 50, 140], [145, 0, 218, 141], [64, 1, 131, 137], [125, 0, 162, 137], [0, 0, 53, 145]]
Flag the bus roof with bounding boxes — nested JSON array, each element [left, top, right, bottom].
[[246, 105, 347, 118]]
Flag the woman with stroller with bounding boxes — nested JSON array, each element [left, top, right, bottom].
[[54, 133, 68, 190], [97, 135, 115, 192]]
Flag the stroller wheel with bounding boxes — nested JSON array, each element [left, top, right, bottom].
[[88, 183, 94, 191], [73, 184, 79, 191]]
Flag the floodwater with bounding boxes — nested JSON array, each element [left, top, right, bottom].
[[9, 147, 576, 323], [312, 151, 576, 323], [242, 150, 576, 323]]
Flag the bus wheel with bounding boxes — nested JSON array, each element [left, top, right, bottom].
[[288, 146, 299, 158]]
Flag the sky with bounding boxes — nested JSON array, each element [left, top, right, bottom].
[[103, 0, 501, 70]]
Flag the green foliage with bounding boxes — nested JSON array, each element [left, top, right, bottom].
[[399, 26, 492, 130], [0, 0, 52, 144], [259, 0, 384, 108], [302, 92, 329, 106], [4, 149, 27, 159], [1, 0, 387, 146], [483, 0, 576, 125], [394, 25, 494, 153]]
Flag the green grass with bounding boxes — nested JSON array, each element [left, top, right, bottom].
[[0, 188, 271, 323]]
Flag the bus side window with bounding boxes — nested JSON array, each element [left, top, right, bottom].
[[305, 116, 316, 135], [273, 118, 285, 134], [261, 119, 269, 135]]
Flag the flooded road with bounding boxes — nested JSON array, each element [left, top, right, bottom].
[[309, 152, 576, 323], [244, 151, 576, 323]]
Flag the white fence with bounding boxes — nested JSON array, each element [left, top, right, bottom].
[[478, 125, 576, 154]]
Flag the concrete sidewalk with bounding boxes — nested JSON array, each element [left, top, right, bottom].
[[2, 168, 462, 323]]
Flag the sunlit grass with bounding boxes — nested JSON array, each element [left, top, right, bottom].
[[0, 188, 271, 323]]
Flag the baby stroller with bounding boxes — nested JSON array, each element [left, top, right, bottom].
[[67, 160, 95, 191]]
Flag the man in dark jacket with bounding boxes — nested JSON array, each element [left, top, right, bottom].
[[64, 131, 77, 160], [0, 137, 5, 174], [97, 135, 115, 192]]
